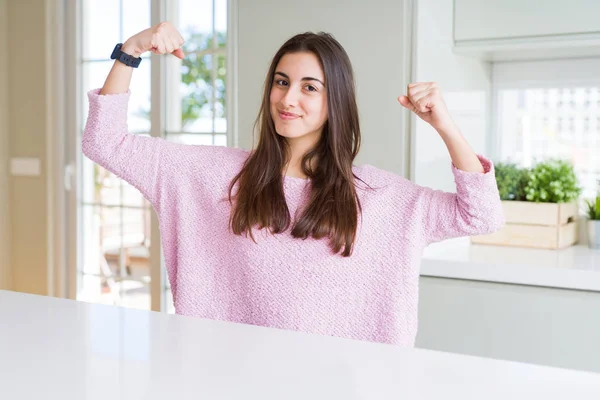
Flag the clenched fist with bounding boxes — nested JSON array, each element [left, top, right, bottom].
[[398, 82, 455, 132], [121, 21, 185, 59]]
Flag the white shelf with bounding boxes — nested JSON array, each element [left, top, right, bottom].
[[453, 32, 600, 62], [420, 238, 600, 292]]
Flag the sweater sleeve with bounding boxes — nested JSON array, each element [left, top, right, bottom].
[[419, 155, 505, 245], [82, 89, 250, 214], [82, 89, 166, 206]]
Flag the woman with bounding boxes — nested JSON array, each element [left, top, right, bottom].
[[83, 22, 504, 347]]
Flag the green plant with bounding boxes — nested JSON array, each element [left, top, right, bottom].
[[494, 162, 529, 201], [585, 181, 600, 220], [524, 159, 582, 203], [135, 29, 227, 129]]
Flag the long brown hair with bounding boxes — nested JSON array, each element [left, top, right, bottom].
[[228, 32, 362, 257]]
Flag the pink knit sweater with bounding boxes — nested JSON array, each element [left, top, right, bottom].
[[83, 88, 504, 347]]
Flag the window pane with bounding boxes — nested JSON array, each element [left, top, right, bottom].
[[122, 0, 151, 42], [122, 181, 147, 208], [82, 0, 120, 60], [129, 63, 151, 133], [215, 0, 227, 40], [497, 86, 600, 199], [81, 156, 99, 204], [215, 54, 226, 131], [81, 162, 123, 207], [81, 61, 113, 129], [79, 203, 151, 311], [81, 205, 104, 275], [78, 274, 150, 310], [165, 288, 175, 314], [119, 207, 151, 253], [177, 54, 214, 133], [179, 0, 213, 39], [214, 134, 227, 147], [98, 170, 124, 207]]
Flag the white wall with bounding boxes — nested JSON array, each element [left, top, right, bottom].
[[236, 0, 412, 176], [0, 0, 11, 290], [412, 0, 492, 191], [416, 277, 600, 374]]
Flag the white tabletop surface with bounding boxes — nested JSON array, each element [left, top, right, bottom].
[[421, 238, 600, 292], [1, 290, 600, 399]]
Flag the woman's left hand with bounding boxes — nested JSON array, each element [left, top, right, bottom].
[[398, 82, 456, 133]]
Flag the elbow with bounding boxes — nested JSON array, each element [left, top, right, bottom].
[[467, 204, 506, 235], [81, 133, 96, 162], [484, 211, 506, 234]]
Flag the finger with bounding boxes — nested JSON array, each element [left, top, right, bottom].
[[164, 37, 176, 54], [167, 36, 181, 56], [398, 95, 416, 112], [151, 34, 165, 52], [408, 85, 429, 97], [162, 37, 182, 59], [411, 92, 436, 113], [413, 100, 431, 114], [407, 82, 428, 94], [408, 81, 435, 89], [411, 90, 430, 105], [172, 47, 185, 59], [155, 37, 166, 54], [150, 35, 158, 52]]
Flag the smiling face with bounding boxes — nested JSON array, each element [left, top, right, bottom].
[[269, 52, 328, 146]]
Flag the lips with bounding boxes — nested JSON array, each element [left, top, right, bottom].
[[278, 110, 300, 120]]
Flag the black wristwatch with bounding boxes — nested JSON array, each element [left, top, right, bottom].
[[110, 43, 142, 68]]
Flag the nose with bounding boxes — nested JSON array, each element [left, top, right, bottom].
[[281, 86, 300, 108]]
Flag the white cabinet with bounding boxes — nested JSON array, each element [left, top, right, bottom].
[[454, 0, 600, 42], [416, 277, 600, 374], [452, 0, 600, 61]]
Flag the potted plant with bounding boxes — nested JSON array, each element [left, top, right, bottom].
[[523, 159, 582, 204], [472, 159, 582, 249], [584, 182, 600, 249], [495, 162, 529, 201]]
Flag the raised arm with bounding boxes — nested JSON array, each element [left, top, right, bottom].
[[398, 82, 505, 244], [82, 22, 185, 205]]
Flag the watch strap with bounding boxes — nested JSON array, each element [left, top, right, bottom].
[[110, 43, 142, 68]]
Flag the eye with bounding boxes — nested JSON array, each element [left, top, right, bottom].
[[275, 79, 288, 86], [305, 85, 318, 92]]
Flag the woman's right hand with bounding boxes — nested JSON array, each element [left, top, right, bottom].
[[121, 21, 185, 59]]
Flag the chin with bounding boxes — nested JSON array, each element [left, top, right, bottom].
[[275, 128, 312, 140], [273, 123, 302, 139]]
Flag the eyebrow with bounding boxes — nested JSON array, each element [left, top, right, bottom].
[[274, 71, 325, 86]]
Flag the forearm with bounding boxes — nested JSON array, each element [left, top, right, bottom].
[[99, 42, 139, 95], [436, 123, 484, 173]]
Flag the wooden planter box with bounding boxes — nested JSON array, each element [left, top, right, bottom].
[[470, 201, 579, 249]]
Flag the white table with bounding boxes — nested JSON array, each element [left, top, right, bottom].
[[1, 290, 599, 399]]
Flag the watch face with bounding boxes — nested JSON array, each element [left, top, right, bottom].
[[110, 43, 122, 60]]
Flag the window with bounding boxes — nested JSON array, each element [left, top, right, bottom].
[[165, 0, 228, 147], [493, 58, 600, 200], [76, 0, 229, 312], [78, 0, 153, 310]]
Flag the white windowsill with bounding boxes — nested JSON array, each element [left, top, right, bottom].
[[420, 237, 600, 292]]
